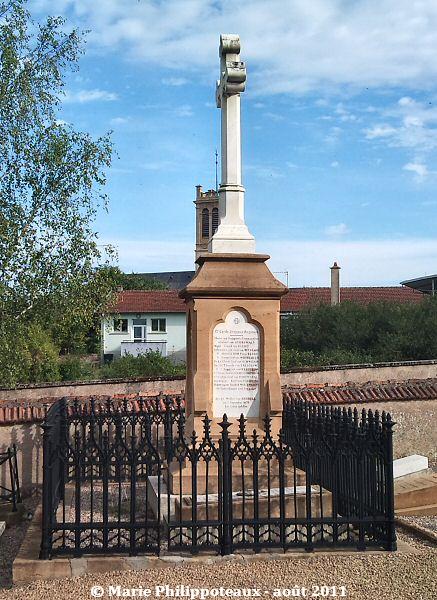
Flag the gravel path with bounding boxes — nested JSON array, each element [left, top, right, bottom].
[[0, 550, 435, 600], [398, 516, 437, 534]]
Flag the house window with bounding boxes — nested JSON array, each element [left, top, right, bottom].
[[113, 318, 128, 332], [151, 318, 166, 332], [133, 325, 146, 341], [133, 318, 146, 341], [202, 208, 209, 238], [212, 207, 219, 234]]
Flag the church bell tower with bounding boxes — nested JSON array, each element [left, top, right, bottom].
[[194, 185, 219, 262]]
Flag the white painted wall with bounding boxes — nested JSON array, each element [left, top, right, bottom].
[[102, 312, 187, 362]]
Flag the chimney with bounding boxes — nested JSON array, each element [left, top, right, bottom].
[[330, 262, 340, 305]]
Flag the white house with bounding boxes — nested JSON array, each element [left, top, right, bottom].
[[101, 282, 423, 365], [101, 290, 186, 363]]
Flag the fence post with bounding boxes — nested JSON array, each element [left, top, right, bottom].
[[7, 447, 17, 512], [384, 414, 397, 551], [304, 431, 314, 553], [59, 399, 67, 502], [220, 415, 232, 556], [164, 395, 174, 464], [130, 430, 137, 556], [39, 423, 53, 560], [12, 444, 22, 505], [73, 430, 82, 557]]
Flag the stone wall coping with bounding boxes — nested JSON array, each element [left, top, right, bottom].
[[281, 358, 437, 374], [0, 374, 186, 392], [1, 358, 437, 392]]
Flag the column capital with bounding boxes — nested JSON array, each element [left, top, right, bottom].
[[216, 34, 246, 108]]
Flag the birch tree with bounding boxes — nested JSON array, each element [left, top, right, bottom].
[[0, 0, 115, 384]]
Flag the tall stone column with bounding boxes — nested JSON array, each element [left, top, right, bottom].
[[209, 34, 255, 254], [180, 35, 287, 437]]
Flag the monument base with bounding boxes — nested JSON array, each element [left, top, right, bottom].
[[167, 460, 306, 495], [179, 253, 288, 437], [148, 474, 332, 534]]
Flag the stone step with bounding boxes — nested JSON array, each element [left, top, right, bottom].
[[148, 474, 332, 523], [175, 486, 332, 521], [167, 462, 306, 494], [393, 455, 428, 479], [395, 503, 437, 516], [394, 472, 437, 511]]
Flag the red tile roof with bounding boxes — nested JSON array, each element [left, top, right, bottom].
[[283, 378, 437, 405], [113, 290, 186, 313], [111, 286, 423, 314], [281, 286, 423, 312]]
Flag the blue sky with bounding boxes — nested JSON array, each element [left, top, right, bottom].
[[30, 0, 437, 286]]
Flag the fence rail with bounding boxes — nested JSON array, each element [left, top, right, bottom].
[[39, 395, 396, 559]]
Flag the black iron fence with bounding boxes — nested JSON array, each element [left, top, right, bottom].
[[282, 399, 396, 552], [0, 444, 21, 511], [40, 395, 396, 559]]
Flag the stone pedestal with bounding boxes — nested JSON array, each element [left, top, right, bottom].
[[179, 253, 287, 438]]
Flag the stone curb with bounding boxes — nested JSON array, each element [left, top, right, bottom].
[[395, 517, 437, 545]]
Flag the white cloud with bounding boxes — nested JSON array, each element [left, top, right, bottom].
[[64, 89, 118, 103], [108, 237, 437, 286], [30, 1, 437, 95], [161, 77, 189, 86], [325, 126, 342, 144], [335, 103, 358, 122], [364, 125, 397, 139], [262, 238, 437, 286], [364, 97, 437, 151], [331, 161, 339, 168], [105, 239, 194, 272], [403, 161, 429, 180], [325, 223, 349, 236]]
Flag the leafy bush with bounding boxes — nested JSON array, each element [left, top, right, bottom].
[[0, 322, 60, 385], [100, 351, 186, 379], [59, 356, 98, 381], [280, 348, 317, 370], [280, 297, 437, 370], [280, 347, 373, 371]]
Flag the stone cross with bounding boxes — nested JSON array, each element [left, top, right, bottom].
[[208, 34, 256, 254]]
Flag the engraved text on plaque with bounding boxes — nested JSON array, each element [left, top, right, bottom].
[[213, 310, 260, 417]]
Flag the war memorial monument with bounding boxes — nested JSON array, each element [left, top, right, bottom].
[[180, 34, 288, 438]]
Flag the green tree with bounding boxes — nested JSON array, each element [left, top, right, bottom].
[[280, 298, 437, 369], [101, 266, 168, 291], [0, 0, 115, 383]]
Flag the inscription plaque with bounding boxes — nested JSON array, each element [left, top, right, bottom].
[[213, 310, 260, 418]]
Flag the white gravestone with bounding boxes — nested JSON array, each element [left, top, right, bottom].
[[213, 310, 260, 418]]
